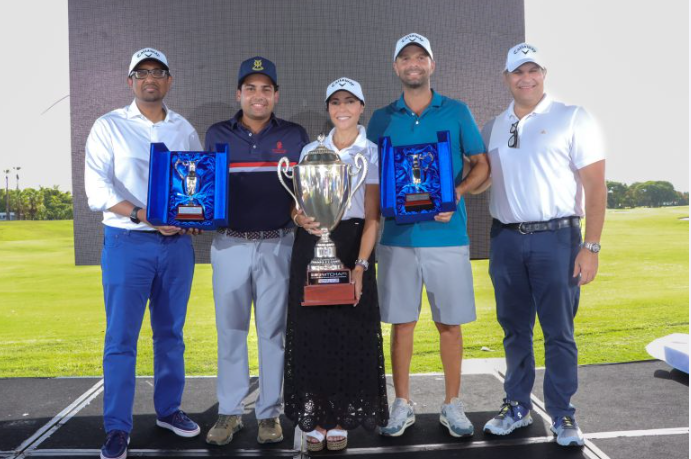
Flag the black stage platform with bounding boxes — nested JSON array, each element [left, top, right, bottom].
[[1, 360, 687, 459]]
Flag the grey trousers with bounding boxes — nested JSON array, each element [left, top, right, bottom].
[[211, 232, 294, 419]]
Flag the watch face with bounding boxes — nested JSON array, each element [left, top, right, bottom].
[[589, 243, 601, 253]]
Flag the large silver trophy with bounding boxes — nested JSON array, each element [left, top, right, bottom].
[[278, 135, 368, 306]]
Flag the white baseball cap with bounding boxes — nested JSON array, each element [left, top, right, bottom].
[[505, 43, 545, 72], [393, 33, 434, 61], [128, 47, 169, 74], [325, 77, 365, 104]]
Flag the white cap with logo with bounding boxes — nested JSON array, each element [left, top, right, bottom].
[[393, 33, 434, 61], [129, 48, 169, 74], [505, 43, 545, 72], [325, 77, 365, 103]]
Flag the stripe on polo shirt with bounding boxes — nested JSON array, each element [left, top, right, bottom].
[[229, 161, 297, 173]]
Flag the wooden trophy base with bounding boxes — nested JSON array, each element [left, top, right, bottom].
[[404, 192, 434, 212], [176, 205, 205, 221], [302, 268, 356, 306]]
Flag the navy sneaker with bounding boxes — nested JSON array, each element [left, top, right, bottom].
[[156, 410, 201, 438], [100, 429, 129, 459], [483, 399, 533, 435], [551, 416, 584, 446]]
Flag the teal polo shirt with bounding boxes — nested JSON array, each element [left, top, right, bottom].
[[367, 91, 485, 247]]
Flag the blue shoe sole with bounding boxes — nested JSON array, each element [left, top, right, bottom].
[[440, 416, 474, 438], [379, 416, 415, 437]]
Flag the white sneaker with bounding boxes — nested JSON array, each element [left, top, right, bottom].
[[440, 398, 474, 437], [377, 398, 415, 437]]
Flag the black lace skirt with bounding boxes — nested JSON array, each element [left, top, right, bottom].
[[284, 219, 389, 431]]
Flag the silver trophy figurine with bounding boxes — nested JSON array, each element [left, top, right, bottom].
[[174, 159, 204, 220], [277, 134, 367, 306], [404, 151, 435, 211]]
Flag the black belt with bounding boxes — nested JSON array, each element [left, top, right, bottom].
[[217, 227, 294, 240], [498, 216, 581, 234]]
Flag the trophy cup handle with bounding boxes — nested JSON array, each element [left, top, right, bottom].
[[174, 159, 187, 181], [346, 153, 368, 209], [277, 157, 301, 211]]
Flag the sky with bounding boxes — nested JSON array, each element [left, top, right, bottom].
[[0, 1, 688, 192]]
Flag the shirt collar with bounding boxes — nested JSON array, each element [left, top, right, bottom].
[[394, 89, 442, 113], [506, 93, 553, 121], [229, 110, 279, 129], [125, 99, 171, 122], [325, 125, 368, 153]]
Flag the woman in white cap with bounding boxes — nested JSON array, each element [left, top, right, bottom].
[[283, 77, 388, 451]]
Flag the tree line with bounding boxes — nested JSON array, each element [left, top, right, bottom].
[[607, 181, 688, 209], [0, 186, 73, 220], [0, 181, 687, 220]]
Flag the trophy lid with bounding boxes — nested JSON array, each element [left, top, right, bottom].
[[300, 134, 341, 165]]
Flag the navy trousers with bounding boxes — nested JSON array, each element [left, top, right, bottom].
[[101, 226, 194, 433], [489, 220, 581, 419]]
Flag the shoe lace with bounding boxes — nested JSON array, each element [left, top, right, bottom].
[[391, 400, 411, 422], [173, 410, 189, 424], [448, 399, 469, 420], [560, 416, 575, 429], [496, 399, 513, 419], [106, 430, 126, 448], [259, 418, 277, 428], [217, 415, 232, 429]]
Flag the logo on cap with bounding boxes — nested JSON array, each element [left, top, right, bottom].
[[332, 78, 353, 88], [402, 33, 425, 43], [513, 44, 537, 55], [137, 49, 161, 59], [253, 60, 264, 71]]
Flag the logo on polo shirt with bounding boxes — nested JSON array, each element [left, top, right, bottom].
[[513, 44, 537, 55], [272, 141, 287, 154], [253, 59, 264, 71]]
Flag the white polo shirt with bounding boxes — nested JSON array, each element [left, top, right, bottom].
[[484, 94, 605, 224], [85, 100, 203, 230], [299, 125, 379, 220]]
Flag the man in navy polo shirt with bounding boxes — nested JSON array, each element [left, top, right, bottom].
[[204, 56, 309, 446], [368, 33, 489, 439]]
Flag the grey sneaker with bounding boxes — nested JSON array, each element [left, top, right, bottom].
[[440, 397, 474, 437], [551, 416, 584, 447], [377, 398, 415, 437], [206, 415, 243, 446], [257, 417, 284, 444], [483, 399, 533, 435]]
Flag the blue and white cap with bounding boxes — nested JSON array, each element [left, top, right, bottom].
[[505, 43, 545, 72], [129, 47, 169, 74], [394, 33, 433, 61], [325, 77, 365, 103]]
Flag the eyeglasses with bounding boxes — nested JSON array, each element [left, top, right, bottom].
[[508, 121, 519, 148], [129, 69, 170, 79]]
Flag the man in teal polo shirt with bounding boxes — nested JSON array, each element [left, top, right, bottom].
[[368, 33, 489, 438]]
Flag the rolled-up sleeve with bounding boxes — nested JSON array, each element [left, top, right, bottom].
[[84, 118, 125, 211]]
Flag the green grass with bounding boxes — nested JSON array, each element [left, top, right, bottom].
[[0, 207, 688, 377]]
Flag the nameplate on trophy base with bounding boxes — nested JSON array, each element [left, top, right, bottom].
[[147, 142, 230, 229], [404, 192, 434, 212], [176, 204, 205, 221], [379, 131, 456, 224]]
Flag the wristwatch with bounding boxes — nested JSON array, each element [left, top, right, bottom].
[[355, 259, 370, 271], [582, 242, 601, 253], [130, 206, 142, 224]]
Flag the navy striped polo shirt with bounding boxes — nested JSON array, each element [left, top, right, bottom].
[[205, 111, 309, 232]]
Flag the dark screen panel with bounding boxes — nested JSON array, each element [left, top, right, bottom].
[[70, 0, 523, 265]]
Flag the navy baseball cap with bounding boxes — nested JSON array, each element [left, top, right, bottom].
[[237, 56, 278, 87]]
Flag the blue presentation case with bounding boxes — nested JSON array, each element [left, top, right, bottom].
[[146, 142, 229, 229], [379, 131, 456, 224]]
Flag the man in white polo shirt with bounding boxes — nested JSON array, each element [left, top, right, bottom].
[[477, 43, 606, 447]]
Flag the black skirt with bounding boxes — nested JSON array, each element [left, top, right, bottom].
[[283, 219, 389, 431]]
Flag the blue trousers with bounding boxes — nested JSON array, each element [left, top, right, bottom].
[[488, 220, 581, 419], [101, 226, 194, 433]]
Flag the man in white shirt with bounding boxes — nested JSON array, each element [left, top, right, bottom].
[[477, 43, 606, 447], [85, 47, 202, 459]]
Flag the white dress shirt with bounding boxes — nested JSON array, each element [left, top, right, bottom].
[[85, 100, 202, 230], [484, 94, 605, 223], [298, 125, 379, 220]]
